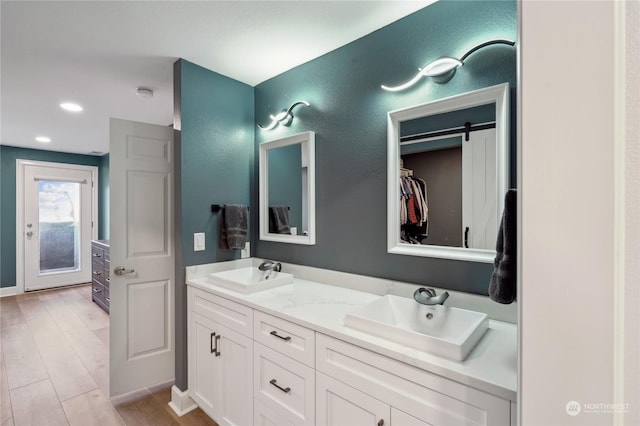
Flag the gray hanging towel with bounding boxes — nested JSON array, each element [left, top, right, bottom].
[[489, 189, 517, 304], [220, 204, 248, 250], [269, 206, 290, 234]]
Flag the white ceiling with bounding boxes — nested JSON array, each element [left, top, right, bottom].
[[1, 0, 435, 155]]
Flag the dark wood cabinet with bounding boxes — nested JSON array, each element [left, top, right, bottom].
[[91, 240, 110, 313]]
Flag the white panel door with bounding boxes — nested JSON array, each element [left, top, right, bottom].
[[316, 372, 389, 426], [109, 118, 174, 396], [19, 161, 97, 291], [462, 128, 498, 250]]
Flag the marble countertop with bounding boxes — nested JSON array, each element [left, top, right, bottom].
[[187, 274, 517, 401]]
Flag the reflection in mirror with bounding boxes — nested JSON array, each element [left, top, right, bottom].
[[388, 83, 509, 262], [259, 131, 315, 245]]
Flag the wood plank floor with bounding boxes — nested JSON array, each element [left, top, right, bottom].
[[0, 285, 217, 426]]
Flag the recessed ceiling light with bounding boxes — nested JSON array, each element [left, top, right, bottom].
[[60, 102, 83, 112], [36, 136, 51, 143]]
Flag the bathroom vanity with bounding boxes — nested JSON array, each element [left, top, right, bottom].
[[186, 261, 517, 426]]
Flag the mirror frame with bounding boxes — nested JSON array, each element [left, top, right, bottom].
[[387, 83, 509, 262], [259, 131, 316, 245]]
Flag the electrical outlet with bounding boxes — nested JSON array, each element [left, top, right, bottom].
[[194, 232, 205, 251]]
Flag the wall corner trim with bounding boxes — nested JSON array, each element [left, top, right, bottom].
[[168, 385, 198, 417]]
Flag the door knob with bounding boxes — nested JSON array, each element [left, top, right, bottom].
[[114, 267, 135, 276]]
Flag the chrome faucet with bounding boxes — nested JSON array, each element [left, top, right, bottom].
[[258, 260, 282, 272], [413, 287, 449, 305]]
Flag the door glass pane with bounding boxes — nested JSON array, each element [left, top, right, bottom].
[[39, 180, 81, 274]]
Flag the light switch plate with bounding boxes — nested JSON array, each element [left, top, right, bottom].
[[194, 232, 205, 251]]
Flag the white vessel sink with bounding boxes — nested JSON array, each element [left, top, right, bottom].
[[208, 267, 293, 294], [344, 294, 489, 361]]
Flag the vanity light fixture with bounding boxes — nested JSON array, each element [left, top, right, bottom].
[[258, 101, 310, 130], [381, 39, 515, 92]]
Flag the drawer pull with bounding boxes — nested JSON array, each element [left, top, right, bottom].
[[106, 297, 110, 302], [377, 420, 384, 426], [93, 271, 102, 275], [210, 333, 221, 357], [270, 330, 292, 342], [92, 253, 102, 258], [269, 379, 291, 394], [93, 287, 101, 293]]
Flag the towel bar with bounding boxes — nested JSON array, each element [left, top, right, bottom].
[[212, 204, 250, 213]]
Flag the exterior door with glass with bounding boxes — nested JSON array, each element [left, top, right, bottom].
[[19, 161, 97, 291]]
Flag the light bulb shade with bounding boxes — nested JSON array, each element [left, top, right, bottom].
[[422, 57, 463, 77]]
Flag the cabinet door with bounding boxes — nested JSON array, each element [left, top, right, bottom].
[[254, 399, 295, 426], [216, 322, 253, 426], [316, 372, 389, 426], [188, 312, 218, 417], [391, 408, 432, 426]]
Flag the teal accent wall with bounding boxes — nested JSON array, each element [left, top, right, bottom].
[[177, 60, 255, 265], [99, 154, 110, 240], [253, 0, 517, 295], [0, 145, 104, 288], [173, 59, 254, 390]]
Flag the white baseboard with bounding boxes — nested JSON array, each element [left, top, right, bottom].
[[0, 286, 17, 298], [168, 385, 198, 417], [110, 379, 176, 406], [109, 387, 151, 406]]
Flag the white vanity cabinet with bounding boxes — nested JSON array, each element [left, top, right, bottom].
[[253, 311, 316, 425], [316, 334, 512, 426], [187, 287, 254, 426], [187, 281, 515, 426]]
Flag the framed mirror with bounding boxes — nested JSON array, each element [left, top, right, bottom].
[[387, 83, 509, 262], [259, 131, 316, 245]]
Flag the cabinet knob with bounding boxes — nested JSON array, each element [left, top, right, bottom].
[[378, 420, 384, 426]]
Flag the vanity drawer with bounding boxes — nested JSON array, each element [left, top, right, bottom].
[[190, 287, 253, 338], [92, 268, 105, 285], [316, 333, 511, 426], [254, 310, 315, 367], [91, 245, 104, 266], [254, 342, 314, 425], [92, 280, 104, 302]]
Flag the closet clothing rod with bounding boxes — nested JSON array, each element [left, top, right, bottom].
[[400, 121, 496, 143]]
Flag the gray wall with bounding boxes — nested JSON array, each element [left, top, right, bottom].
[[253, 0, 517, 295]]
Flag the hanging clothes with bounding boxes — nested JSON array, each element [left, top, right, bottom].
[[400, 175, 429, 242]]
